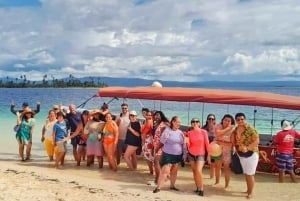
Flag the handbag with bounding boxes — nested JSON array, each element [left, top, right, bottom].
[[13, 125, 20, 132], [231, 153, 243, 174], [237, 150, 254, 158]]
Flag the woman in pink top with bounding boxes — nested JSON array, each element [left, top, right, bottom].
[[186, 118, 210, 196]]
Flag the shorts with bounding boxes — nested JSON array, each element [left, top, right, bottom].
[[211, 154, 222, 161], [117, 139, 127, 154], [55, 141, 67, 153], [71, 135, 80, 147], [276, 153, 294, 172], [160, 152, 182, 167], [239, 152, 259, 175], [187, 153, 205, 161]]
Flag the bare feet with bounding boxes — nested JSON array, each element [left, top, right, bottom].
[[246, 194, 253, 199]]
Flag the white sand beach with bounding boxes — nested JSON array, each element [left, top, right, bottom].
[[1, 154, 300, 201]]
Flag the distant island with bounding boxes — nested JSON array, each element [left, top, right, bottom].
[[0, 74, 108, 88], [1, 74, 300, 88]]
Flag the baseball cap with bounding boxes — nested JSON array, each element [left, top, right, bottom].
[[22, 102, 29, 107], [281, 120, 292, 130]]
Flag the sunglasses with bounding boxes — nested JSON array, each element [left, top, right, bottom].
[[191, 120, 199, 123], [208, 117, 215, 121], [129, 114, 135, 117], [122, 107, 128, 110]]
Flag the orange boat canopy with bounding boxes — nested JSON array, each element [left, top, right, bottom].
[[97, 86, 300, 110]]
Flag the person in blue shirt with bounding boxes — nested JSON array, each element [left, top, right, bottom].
[[53, 111, 68, 169]]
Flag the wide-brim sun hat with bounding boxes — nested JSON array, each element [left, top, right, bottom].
[[129, 110, 137, 116], [21, 108, 35, 116]]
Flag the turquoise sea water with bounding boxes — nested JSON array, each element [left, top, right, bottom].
[[1, 87, 300, 159]]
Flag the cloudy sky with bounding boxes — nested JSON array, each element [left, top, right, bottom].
[[0, 0, 300, 82]]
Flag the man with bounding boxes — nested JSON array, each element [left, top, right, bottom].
[[273, 120, 300, 183], [66, 104, 82, 162], [11, 101, 40, 116], [116, 103, 130, 165]]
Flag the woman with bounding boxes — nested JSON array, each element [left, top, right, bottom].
[[186, 118, 210, 196], [124, 110, 141, 170], [151, 111, 169, 185], [15, 108, 36, 161], [41, 110, 57, 161], [153, 116, 186, 193], [141, 110, 154, 174], [66, 110, 89, 166], [102, 112, 119, 171], [202, 114, 217, 179], [99, 103, 109, 122], [233, 112, 259, 199], [83, 109, 104, 168], [214, 114, 235, 188]]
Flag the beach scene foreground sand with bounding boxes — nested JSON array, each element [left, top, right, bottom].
[[0, 155, 299, 201]]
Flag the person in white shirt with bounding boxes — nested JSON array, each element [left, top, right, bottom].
[[116, 103, 130, 165]]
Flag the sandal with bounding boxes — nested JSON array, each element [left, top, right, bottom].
[[198, 190, 204, 196], [170, 187, 179, 191], [153, 188, 160, 193]]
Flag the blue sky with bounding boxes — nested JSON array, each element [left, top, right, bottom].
[[0, 0, 41, 7], [0, 0, 300, 82]]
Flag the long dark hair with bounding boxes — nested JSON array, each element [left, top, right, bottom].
[[81, 110, 89, 127], [221, 114, 235, 125], [202, 113, 216, 130], [154, 111, 169, 123]]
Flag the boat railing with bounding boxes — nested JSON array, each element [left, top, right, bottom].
[[292, 115, 300, 127]]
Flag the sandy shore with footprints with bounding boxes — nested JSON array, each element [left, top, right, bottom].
[[0, 155, 300, 201]]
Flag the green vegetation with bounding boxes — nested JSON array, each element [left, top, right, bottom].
[[0, 74, 108, 88]]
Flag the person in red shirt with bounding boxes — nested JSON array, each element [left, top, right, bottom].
[[273, 120, 300, 183], [186, 118, 210, 196]]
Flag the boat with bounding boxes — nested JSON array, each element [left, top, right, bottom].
[[95, 84, 300, 175]]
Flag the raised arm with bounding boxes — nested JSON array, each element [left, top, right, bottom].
[[34, 102, 41, 114], [10, 101, 17, 115]]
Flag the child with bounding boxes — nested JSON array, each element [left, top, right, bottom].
[[52, 111, 68, 168]]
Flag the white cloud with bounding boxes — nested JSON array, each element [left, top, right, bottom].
[[224, 48, 300, 75], [1, 0, 300, 82]]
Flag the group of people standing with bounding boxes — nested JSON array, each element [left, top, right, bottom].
[[11, 101, 300, 199], [149, 112, 260, 199]]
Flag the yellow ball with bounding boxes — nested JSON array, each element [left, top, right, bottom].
[[209, 142, 222, 157]]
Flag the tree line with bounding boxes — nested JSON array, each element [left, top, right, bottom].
[[0, 74, 108, 88]]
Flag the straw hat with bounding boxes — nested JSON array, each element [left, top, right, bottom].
[[21, 108, 35, 116], [129, 110, 137, 116]]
